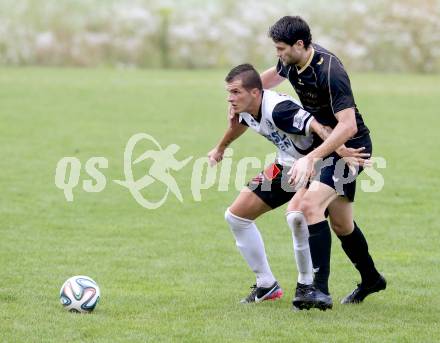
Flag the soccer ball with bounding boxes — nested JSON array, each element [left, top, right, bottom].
[[59, 275, 100, 313]]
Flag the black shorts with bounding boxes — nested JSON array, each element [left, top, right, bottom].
[[313, 134, 372, 202], [246, 163, 296, 209]]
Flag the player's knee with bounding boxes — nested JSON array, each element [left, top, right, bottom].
[[286, 211, 304, 230], [224, 208, 253, 230], [330, 220, 353, 236], [330, 221, 343, 235], [286, 211, 309, 248], [299, 197, 318, 220]]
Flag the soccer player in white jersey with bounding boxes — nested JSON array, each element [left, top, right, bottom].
[[208, 64, 368, 310]]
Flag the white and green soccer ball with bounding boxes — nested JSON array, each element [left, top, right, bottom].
[[59, 275, 100, 313]]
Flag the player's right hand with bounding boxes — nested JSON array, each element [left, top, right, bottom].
[[228, 104, 239, 128], [288, 156, 314, 188], [207, 147, 224, 167]]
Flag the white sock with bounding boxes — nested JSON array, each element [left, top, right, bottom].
[[286, 211, 314, 285], [225, 208, 276, 288]]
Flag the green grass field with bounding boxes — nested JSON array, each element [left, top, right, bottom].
[[1, 68, 439, 342]]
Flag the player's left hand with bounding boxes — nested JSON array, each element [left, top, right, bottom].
[[336, 146, 370, 160], [288, 156, 315, 188], [336, 146, 372, 175], [343, 156, 373, 175]]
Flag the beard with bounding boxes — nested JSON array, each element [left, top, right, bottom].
[[282, 56, 299, 66]]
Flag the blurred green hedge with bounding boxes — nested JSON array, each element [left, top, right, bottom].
[[1, 0, 439, 72]]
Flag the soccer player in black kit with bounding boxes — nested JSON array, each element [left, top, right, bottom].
[[261, 16, 386, 304]]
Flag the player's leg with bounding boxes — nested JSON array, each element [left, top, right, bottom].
[[228, 188, 271, 220], [328, 196, 386, 304], [225, 188, 282, 303], [225, 163, 294, 303], [286, 188, 333, 310], [298, 181, 338, 295], [286, 188, 313, 285]]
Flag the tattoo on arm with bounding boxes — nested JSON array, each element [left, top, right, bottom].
[[219, 124, 248, 149], [317, 124, 333, 141], [222, 139, 232, 148], [315, 123, 347, 154]]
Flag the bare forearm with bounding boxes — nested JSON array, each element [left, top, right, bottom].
[[311, 120, 333, 142], [311, 120, 347, 153], [309, 124, 351, 158], [260, 67, 285, 89], [308, 108, 357, 159], [216, 125, 247, 151]]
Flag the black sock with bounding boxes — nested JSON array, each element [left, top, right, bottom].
[[338, 221, 381, 286], [308, 220, 331, 295]]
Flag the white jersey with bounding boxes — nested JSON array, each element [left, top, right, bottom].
[[239, 89, 315, 166]]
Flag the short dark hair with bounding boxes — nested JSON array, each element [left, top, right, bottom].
[[269, 16, 312, 48], [225, 63, 262, 91]]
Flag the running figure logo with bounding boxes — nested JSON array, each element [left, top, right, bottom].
[[114, 133, 193, 209]]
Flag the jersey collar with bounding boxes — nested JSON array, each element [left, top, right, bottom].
[[296, 46, 315, 75], [249, 90, 263, 123]]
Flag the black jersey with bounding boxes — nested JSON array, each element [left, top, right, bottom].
[[276, 43, 369, 139]]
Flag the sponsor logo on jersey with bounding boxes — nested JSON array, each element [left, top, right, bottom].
[[293, 109, 308, 130], [265, 119, 274, 130]]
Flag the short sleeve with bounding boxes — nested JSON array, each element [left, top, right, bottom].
[[272, 100, 313, 136], [238, 114, 249, 127], [327, 57, 356, 114]]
